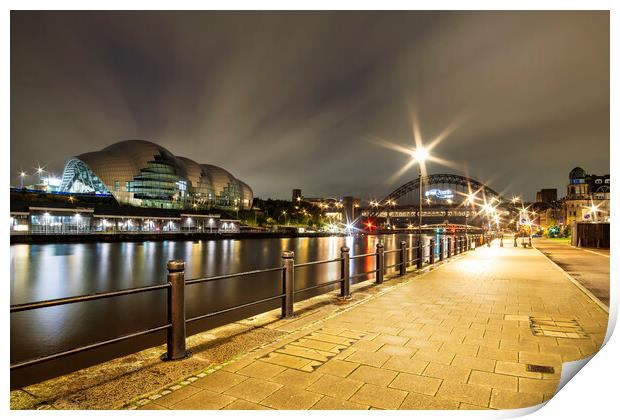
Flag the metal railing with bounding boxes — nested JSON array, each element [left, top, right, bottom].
[[10, 234, 488, 371]]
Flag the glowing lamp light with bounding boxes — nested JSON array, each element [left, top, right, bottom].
[[411, 146, 429, 163]]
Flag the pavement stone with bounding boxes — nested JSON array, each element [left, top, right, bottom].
[[126, 239, 607, 410], [349, 383, 408, 410]]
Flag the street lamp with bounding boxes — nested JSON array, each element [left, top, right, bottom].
[[410, 146, 429, 238], [35, 166, 45, 182], [464, 192, 477, 241]]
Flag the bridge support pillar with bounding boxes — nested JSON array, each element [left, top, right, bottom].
[[429, 239, 435, 265], [447, 237, 452, 258]]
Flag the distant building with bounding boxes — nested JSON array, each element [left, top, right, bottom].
[[342, 196, 362, 223], [292, 189, 302, 202], [536, 188, 557, 204], [295, 193, 361, 223], [564, 167, 609, 226], [532, 201, 565, 229], [59, 140, 253, 210]]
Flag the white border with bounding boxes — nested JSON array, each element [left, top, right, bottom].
[[4, 2, 616, 420]]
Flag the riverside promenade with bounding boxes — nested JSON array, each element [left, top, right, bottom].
[[126, 238, 608, 410]]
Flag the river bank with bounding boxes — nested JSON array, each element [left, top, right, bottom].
[[10, 231, 347, 244]]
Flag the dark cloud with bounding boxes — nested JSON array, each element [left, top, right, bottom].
[[11, 11, 609, 200]]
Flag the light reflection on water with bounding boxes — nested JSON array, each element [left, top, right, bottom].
[[10, 234, 447, 386]]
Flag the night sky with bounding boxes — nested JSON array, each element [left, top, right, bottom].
[[11, 11, 609, 201]]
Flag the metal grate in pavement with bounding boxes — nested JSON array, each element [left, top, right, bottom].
[[258, 328, 365, 372], [529, 316, 589, 339], [526, 364, 555, 374]]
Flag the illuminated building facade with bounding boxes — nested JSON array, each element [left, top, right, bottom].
[[564, 167, 610, 226], [59, 140, 253, 210]]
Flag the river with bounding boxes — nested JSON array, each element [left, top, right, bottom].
[[10, 233, 445, 387]]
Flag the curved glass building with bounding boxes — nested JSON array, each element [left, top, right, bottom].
[[60, 140, 253, 210]]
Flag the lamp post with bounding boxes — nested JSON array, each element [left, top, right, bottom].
[[418, 168, 422, 238], [465, 193, 476, 243], [20, 171, 26, 189], [35, 166, 45, 183], [410, 147, 429, 240]]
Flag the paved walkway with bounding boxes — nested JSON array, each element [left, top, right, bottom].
[[533, 238, 610, 308], [135, 239, 608, 410]]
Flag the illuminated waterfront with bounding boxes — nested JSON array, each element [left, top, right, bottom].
[[10, 233, 442, 385]]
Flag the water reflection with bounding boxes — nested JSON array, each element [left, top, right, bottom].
[[10, 234, 453, 385]]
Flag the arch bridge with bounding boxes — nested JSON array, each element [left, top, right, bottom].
[[362, 174, 509, 230]]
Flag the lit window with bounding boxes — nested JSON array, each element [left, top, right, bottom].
[[114, 181, 120, 192]]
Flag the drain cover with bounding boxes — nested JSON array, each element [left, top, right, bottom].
[[526, 364, 555, 374], [529, 316, 589, 338]]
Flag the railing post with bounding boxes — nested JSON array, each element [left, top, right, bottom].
[[340, 246, 351, 298], [416, 239, 423, 269], [447, 237, 452, 258], [163, 259, 188, 361], [487, 235, 491, 247], [500, 236, 504, 247], [375, 243, 384, 284], [429, 238, 435, 265], [528, 236, 532, 248], [282, 251, 295, 318], [399, 241, 407, 275], [439, 238, 445, 261]]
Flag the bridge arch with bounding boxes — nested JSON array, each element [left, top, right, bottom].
[[368, 173, 504, 218]]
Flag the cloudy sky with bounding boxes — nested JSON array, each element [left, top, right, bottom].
[[11, 11, 609, 201]]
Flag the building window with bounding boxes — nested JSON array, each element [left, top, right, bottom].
[[595, 179, 603, 184], [605, 179, 610, 184], [114, 181, 120, 192], [125, 181, 131, 192]]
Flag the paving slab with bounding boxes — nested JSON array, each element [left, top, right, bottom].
[[132, 239, 604, 410], [52, 237, 607, 410]]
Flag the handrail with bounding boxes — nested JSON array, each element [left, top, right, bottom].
[[294, 278, 344, 294], [10, 234, 477, 373], [350, 270, 379, 279], [350, 252, 375, 259], [10, 323, 171, 370], [294, 257, 342, 268], [186, 294, 285, 323], [185, 266, 284, 285], [10, 283, 171, 313]]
